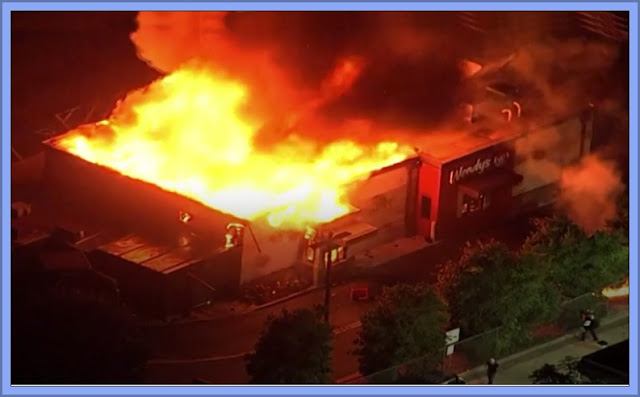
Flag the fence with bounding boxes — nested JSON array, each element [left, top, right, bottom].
[[349, 288, 618, 384]]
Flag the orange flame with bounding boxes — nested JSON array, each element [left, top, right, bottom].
[[602, 277, 629, 299], [55, 63, 412, 230]]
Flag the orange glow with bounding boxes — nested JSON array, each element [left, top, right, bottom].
[[55, 63, 412, 230], [602, 277, 629, 299]]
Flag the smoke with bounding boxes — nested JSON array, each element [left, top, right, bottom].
[[503, 38, 621, 118], [130, 11, 470, 146], [557, 155, 623, 234]]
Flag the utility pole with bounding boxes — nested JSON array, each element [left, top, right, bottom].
[[323, 241, 333, 324], [311, 231, 339, 324]]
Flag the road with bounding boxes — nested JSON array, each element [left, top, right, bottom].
[[145, 323, 362, 384], [143, 209, 545, 384]]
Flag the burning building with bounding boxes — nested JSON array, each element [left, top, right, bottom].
[[40, 52, 594, 318]]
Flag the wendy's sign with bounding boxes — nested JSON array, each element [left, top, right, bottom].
[[449, 152, 511, 184]]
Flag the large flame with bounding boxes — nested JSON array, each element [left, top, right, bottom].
[[602, 277, 629, 299], [55, 63, 412, 230]]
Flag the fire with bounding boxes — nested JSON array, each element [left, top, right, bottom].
[[56, 63, 411, 230], [602, 277, 629, 299]]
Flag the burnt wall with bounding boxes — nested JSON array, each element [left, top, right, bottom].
[[190, 246, 243, 295], [42, 143, 242, 249], [240, 224, 304, 283], [345, 160, 417, 251], [89, 249, 170, 318]]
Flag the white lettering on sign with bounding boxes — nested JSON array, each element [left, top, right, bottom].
[[449, 152, 511, 184]]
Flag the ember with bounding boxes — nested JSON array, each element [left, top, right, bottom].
[[602, 277, 629, 299], [55, 63, 412, 230]]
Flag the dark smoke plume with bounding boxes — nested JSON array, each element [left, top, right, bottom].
[[131, 11, 472, 145]]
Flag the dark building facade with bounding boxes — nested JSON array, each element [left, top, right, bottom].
[[89, 235, 242, 319], [417, 140, 522, 241]]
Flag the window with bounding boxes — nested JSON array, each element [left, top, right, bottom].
[[324, 246, 347, 266], [461, 194, 490, 216], [306, 247, 315, 263], [421, 196, 432, 218], [482, 194, 491, 209]]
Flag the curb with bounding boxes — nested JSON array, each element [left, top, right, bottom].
[[336, 372, 364, 384], [459, 310, 630, 381], [153, 286, 320, 327]]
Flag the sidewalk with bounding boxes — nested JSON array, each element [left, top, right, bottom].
[[153, 206, 547, 327], [460, 307, 630, 385], [153, 235, 434, 327]]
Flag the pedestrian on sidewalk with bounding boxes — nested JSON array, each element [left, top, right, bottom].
[[486, 358, 499, 384], [447, 375, 466, 384], [580, 309, 599, 342]]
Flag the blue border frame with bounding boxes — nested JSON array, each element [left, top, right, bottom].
[[1, 3, 637, 396]]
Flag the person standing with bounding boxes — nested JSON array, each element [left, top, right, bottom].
[[486, 358, 499, 384]]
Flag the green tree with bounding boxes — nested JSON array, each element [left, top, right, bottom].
[[529, 357, 589, 384], [245, 307, 332, 384], [436, 240, 562, 354], [607, 189, 629, 243], [523, 215, 629, 298], [354, 283, 448, 376]]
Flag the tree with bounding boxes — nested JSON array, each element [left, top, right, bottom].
[[523, 215, 629, 298], [530, 357, 589, 384], [12, 289, 149, 384], [245, 307, 332, 384], [436, 239, 562, 354], [354, 283, 448, 376], [607, 189, 629, 242]]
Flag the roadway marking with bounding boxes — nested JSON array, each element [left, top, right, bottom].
[[148, 321, 362, 365], [148, 351, 252, 365], [333, 321, 362, 335]]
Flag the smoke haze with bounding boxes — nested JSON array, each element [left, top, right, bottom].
[[130, 11, 472, 146], [558, 155, 623, 234]]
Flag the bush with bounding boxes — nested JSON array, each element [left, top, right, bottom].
[[355, 283, 448, 376], [523, 215, 629, 298], [436, 239, 563, 355], [245, 307, 332, 384]]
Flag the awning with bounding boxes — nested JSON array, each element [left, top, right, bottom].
[[332, 222, 378, 245], [458, 169, 523, 198]]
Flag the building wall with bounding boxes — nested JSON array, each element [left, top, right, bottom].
[[512, 113, 592, 212], [89, 249, 170, 318], [301, 160, 417, 280], [513, 116, 584, 196], [190, 246, 243, 295], [434, 143, 516, 240], [43, 145, 241, 251], [416, 161, 442, 240], [347, 162, 412, 247], [240, 222, 305, 283]]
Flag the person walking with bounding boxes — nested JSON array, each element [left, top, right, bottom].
[[580, 309, 599, 342], [486, 358, 499, 384]]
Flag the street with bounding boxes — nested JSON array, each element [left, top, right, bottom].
[[143, 209, 544, 383]]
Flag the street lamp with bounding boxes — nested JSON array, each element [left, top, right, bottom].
[[309, 231, 340, 324]]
